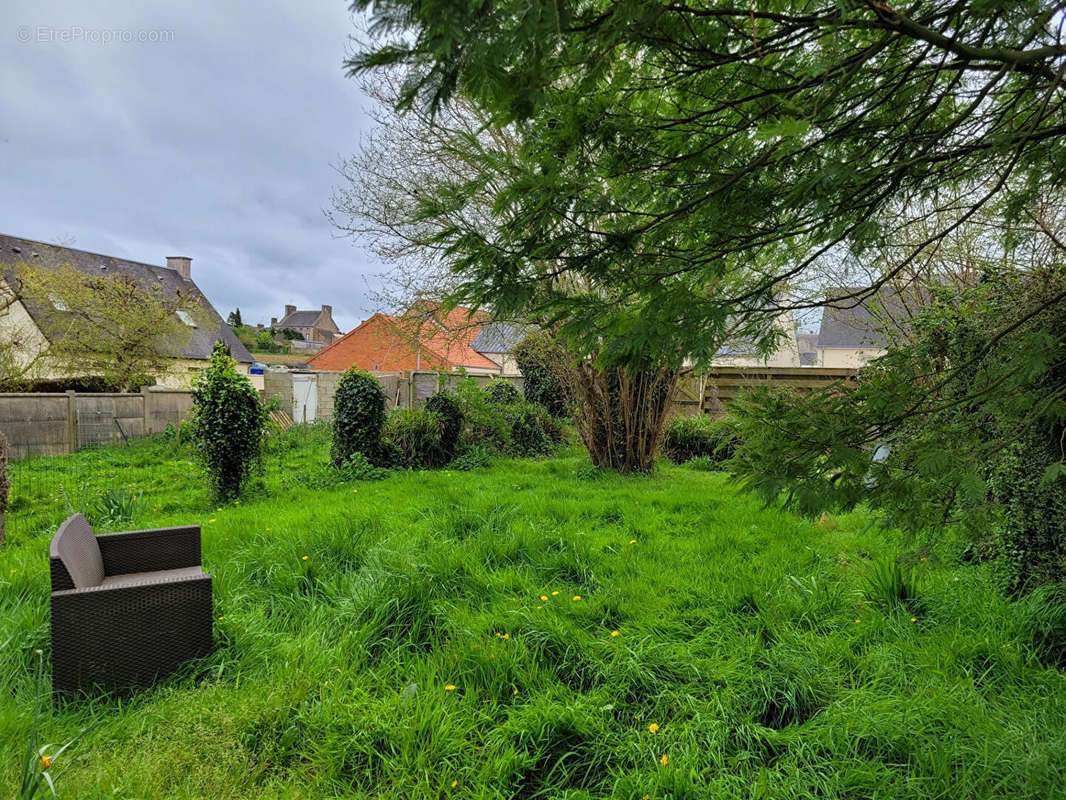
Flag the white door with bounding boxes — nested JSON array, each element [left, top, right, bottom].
[[292, 374, 318, 423]]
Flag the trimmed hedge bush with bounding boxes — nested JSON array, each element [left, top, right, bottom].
[[661, 414, 739, 465], [512, 331, 568, 417], [486, 379, 521, 405], [190, 342, 268, 500], [331, 369, 388, 467]]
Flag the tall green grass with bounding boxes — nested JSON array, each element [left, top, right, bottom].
[[1, 430, 1065, 798]]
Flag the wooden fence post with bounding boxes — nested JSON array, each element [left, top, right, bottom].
[[65, 390, 78, 454]]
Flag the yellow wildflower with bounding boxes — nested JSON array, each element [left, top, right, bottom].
[[302, 555, 309, 561], [451, 780, 458, 788], [445, 684, 456, 691], [910, 617, 917, 623], [502, 633, 510, 640], [218, 616, 225, 621], [540, 595, 548, 602], [660, 754, 668, 766], [611, 630, 620, 638], [40, 755, 52, 769], [629, 539, 637, 544], [648, 723, 659, 733], [573, 595, 582, 601], [208, 518, 216, 523], [551, 591, 559, 596], [513, 689, 518, 695]]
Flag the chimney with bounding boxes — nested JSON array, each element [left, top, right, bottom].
[[270, 317, 277, 327], [284, 304, 296, 317], [321, 304, 332, 317], [166, 256, 192, 279]]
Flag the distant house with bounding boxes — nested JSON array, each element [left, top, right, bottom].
[[270, 304, 342, 349], [471, 322, 529, 376], [0, 234, 257, 389], [709, 311, 801, 367], [815, 287, 910, 367], [308, 303, 503, 375]]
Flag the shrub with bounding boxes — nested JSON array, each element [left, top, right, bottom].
[[454, 378, 511, 450], [991, 440, 1066, 596], [505, 402, 563, 457], [661, 414, 738, 465], [381, 408, 444, 469], [190, 342, 268, 500], [512, 331, 568, 417], [425, 392, 462, 462], [331, 369, 388, 467], [486, 379, 520, 405], [506, 402, 554, 457]]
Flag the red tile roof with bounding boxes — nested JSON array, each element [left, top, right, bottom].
[[307, 306, 499, 372]]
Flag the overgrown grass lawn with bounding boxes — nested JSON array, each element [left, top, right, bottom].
[[2, 429, 1066, 798]]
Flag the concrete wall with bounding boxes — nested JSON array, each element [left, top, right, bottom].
[[815, 346, 887, 368], [0, 388, 195, 460], [265, 369, 525, 422]]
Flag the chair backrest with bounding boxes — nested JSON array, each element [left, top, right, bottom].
[[49, 514, 104, 589]]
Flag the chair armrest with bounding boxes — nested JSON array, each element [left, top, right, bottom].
[[52, 570, 211, 598], [96, 525, 202, 576]]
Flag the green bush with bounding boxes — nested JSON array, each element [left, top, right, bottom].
[[454, 378, 511, 450], [189, 342, 268, 500], [661, 414, 738, 465], [512, 331, 568, 417], [331, 369, 388, 467], [425, 392, 462, 462], [486, 379, 520, 405], [505, 402, 562, 457], [380, 408, 445, 469], [991, 441, 1066, 596]]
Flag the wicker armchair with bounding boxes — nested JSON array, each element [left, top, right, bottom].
[[49, 513, 213, 693]]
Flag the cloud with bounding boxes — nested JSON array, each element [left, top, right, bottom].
[[0, 0, 386, 332]]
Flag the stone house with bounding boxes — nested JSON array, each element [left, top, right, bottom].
[[0, 234, 258, 389], [270, 304, 342, 348]]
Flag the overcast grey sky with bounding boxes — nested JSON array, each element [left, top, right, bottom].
[[1, 0, 381, 332]]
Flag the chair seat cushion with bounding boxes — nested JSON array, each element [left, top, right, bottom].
[[100, 566, 204, 589]]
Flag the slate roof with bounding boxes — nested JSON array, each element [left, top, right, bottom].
[[816, 287, 905, 349], [278, 309, 322, 328], [0, 233, 252, 363], [472, 321, 530, 354]]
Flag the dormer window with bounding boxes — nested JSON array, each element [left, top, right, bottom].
[[176, 310, 197, 327]]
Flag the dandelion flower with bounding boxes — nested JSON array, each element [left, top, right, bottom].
[[208, 518, 216, 523], [648, 723, 659, 733], [513, 689, 518, 695], [611, 630, 620, 638], [629, 539, 637, 544], [218, 616, 225, 621], [910, 617, 917, 623], [536, 605, 543, 609], [445, 684, 456, 691], [502, 633, 510, 640], [855, 618, 861, 623], [302, 555, 309, 561], [660, 754, 668, 766], [353, 489, 358, 493], [451, 780, 458, 788], [551, 591, 559, 596], [643, 795, 650, 800], [540, 595, 548, 602], [573, 595, 582, 601], [40, 755, 52, 769]]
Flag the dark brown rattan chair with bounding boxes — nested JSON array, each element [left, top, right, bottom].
[[49, 513, 213, 693]]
